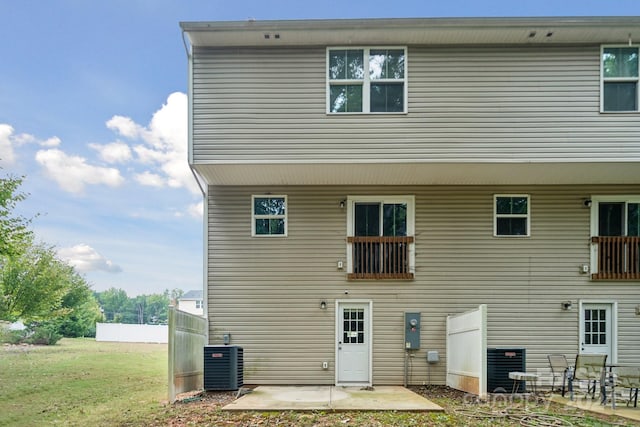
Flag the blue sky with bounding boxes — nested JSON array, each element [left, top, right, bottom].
[[1, 0, 639, 296]]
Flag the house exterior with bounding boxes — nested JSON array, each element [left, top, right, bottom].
[[180, 17, 640, 388], [177, 290, 204, 316]]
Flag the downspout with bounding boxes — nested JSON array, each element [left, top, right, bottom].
[[182, 29, 209, 345]]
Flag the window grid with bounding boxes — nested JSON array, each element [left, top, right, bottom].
[[251, 195, 287, 237], [601, 45, 639, 112], [343, 308, 365, 344], [494, 194, 530, 237], [327, 47, 407, 114], [584, 309, 607, 345]]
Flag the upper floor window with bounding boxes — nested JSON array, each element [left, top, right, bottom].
[[195, 300, 203, 309], [601, 46, 639, 112], [327, 47, 407, 114], [494, 195, 530, 237], [346, 196, 415, 279], [252, 195, 287, 237]]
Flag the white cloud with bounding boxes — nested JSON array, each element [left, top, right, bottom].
[[107, 92, 199, 195], [89, 141, 132, 163], [188, 201, 203, 218], [135, 171, 165, 187], [40, 136, 61, 147], [58, 244, 122, 273], [1, 124, 61, 167], [35, 148, 125, 194], [106, 115, 144, 139], [0, 124, 16, 166]]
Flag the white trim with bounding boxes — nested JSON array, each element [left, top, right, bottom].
[[600, 45, 640, 113], [493, 194, 530, 237], [345, 195, 416, 275], [335, 299, 373, 386], [251, 195, 288, 237], [578, 300, 618, 363], [326, 47, 408, 114]]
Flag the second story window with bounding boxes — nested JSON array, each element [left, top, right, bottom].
[[601, 46, 639, 112], [327, 47, 406, 114]]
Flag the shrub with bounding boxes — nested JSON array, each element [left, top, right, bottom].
[[0, 327, 25, 344], [25, 323, 62, 345]]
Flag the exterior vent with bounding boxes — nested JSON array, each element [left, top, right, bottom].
[[487, 348, 526, 393], [204, 345, 243, 391]]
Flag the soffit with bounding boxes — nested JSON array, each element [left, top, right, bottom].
[[181, 17, 640, 48], [192, 162, 640, 186]]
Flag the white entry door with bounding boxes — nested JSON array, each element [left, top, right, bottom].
[[580, 303, 614, 361], [336, 302, 371, 385]]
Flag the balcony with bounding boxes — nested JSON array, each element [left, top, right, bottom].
[[347, 236, 414, 280], [591, 236, 640, 280]]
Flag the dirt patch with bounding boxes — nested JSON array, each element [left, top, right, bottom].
[[156, 385, 633, 427]]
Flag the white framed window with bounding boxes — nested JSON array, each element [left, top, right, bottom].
[[327, 47, 407, 114], [601, 45, 639, 112], [195, 300, 203, 309], [494, 195, 530, 237], [251, 195, 287, 237], [346, 195, 415, 279], [589, 196, 640, 279]]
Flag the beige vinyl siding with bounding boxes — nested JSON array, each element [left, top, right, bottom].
[[207, 184, 640, 385], [192, 45, 640, 164]]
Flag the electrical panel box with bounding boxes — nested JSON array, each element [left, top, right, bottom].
[[404, 312, 421, 349]]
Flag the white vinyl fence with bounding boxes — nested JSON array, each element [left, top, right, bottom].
[[95, 322, 168, 343], [446, 304, 487, 397]]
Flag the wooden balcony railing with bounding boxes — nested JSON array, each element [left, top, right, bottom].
[[347, 236, 414, 280], [591, 236, 640, 280]]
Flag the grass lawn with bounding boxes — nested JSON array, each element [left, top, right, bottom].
[[1, 339, 634, 426], [0, 338, 167, 426]]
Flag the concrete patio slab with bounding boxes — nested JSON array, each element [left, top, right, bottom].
[[222, 386, 444, 412], [549, 394, 640, 423]]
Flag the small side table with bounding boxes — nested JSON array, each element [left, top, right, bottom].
[[509, 371, 539, 394]]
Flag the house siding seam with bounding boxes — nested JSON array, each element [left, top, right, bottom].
[[206, 185, 640, 385], [191, 45, 640, 165]]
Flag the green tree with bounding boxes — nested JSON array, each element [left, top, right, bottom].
[[52, 276, 102, 337], [0, 243, 73, 322], [96, 287, 129, 322], [0, 174, 33, 257]]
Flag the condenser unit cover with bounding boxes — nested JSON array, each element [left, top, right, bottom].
[[203, 345, 243, 391], [487, 348, 526, 393]]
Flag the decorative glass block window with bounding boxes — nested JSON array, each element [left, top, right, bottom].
[[602, 46, 639, 112], [252, 195, 287, 237], [327, 47, 406, 114], [494, 195, 530, 237]]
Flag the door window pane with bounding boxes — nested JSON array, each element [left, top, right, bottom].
[[628, 203, 640, 236], [382, 203, 407, 236], [355, 203, 380, 236], [599, 203, 624, 236]]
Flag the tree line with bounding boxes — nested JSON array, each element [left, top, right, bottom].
[[0, 173, 182, 344]]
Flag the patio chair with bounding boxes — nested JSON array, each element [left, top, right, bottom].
[[547, 354, 570, 396], [568, 354, 607, 401], [615, 366, 640, 408]]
